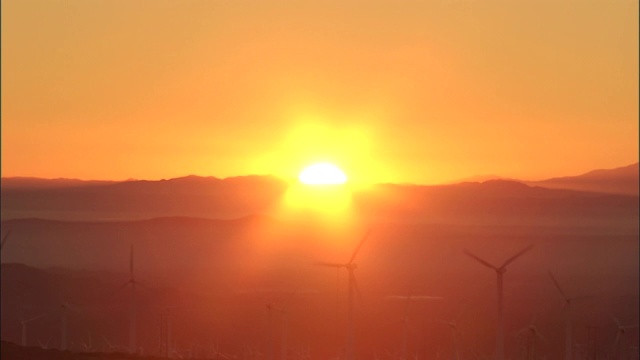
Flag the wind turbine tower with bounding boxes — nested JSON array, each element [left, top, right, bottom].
[[266, 303, 289, 360], [119, 244, 142, 354], [388, 295, 443, 360], [548, 271, 592, 360], [20, 315, 44, 347], [464, 245, 534, 360], [60, 302, 70, 350], [1, 229, 12, 251], [160, 309, 174, 358], [316, 230, 371, 360], [611, 317, 638, 360], [517, 317, 547, 360]]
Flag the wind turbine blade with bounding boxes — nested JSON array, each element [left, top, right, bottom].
[[500, 244, 534, 269], [536, 329, 549, 344], [412, 295, 444, 301], [1, 230, 12, 249], [612, 331, 621, 352], [314, 262, 344, 268], [612, 316, 622, 327], [134, 280, 150, 289], [118, 280, 133, 291], [516, 327, 529, 337], [403, 293, 412, 318], [530, 313, 540, 326], [570, 295, 595, 303], [548, 271, 569, 301], [348, 229, 372, 265], [24, 314, 45, 323], [351, 272, 364, 306], [463, 250, 498, 270]]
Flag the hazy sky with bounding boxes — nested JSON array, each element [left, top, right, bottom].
[[2, 0, 638, 184]]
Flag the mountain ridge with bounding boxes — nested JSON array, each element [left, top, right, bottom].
[[3, 162, 637, 193]]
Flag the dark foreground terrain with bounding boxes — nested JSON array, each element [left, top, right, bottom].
[[0, 341, 175, 360]]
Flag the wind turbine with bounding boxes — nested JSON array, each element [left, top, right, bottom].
[[265, 303, 290, 360], [118, 244, 142, 354], [316, 230, 372, 360], [59, 301, 77, 351], [80, 331, 95, 352], [438, 306, 466, 360], [20, 314, 45, 347], [387, 295, 443, 360], [464, 245, 534, 360], [516, 316, 547, 360], [101, 335, 116, 353], [548, 271, 593, 360], [611, 316, 638, 360], [159, 306, 178, 358], [280, 308, 289, 360]]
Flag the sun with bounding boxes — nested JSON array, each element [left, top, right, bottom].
[[278, 162, 353, 221], [299, 163, 348, 185]]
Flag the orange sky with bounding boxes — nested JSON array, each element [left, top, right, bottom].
[[2, 0, 638, 185]]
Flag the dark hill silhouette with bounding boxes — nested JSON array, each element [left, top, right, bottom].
[[0, 341, 142, 360], [352, 180, 638, 228], [1, 175, 289, 221], [2, 174, 638, 226], [527, 163, 639, 195], [1, 177, 118, 189]]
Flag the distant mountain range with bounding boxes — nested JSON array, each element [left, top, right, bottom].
[[526, 163, 638, 195], [451, 163, 638, 195], [1, 164, 637, 223]]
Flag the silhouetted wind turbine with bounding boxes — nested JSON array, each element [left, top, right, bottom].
[[118, 244, 142, 354], [548, 271, 593, 360], [57, 299, 87, 351], [265, 303, 289, 360], [517, 315, 547, 360], [280, 308, 289, 360], [438, 305, 466, 360], [316, 230, 372, 360], [388, 295, 443, 360], [101, 335, 116, 352], [611, 316, 638, 360], [20, 314, 45, 346], [464, 245, 534, 360], [59, 301, 75, 351], [159, 306, 179, 358], [443, 319, 463, 360]]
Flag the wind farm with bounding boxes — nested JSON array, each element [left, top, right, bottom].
[[1, 165, 638, 360], [1, 0, 638, 358]]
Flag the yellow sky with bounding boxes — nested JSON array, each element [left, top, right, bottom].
[[2, 0, 638, 184]]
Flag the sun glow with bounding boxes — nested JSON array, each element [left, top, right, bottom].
[[275, 162, 353, 222], [299, 163, 348, 185], [251, 120, 387, 187]]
